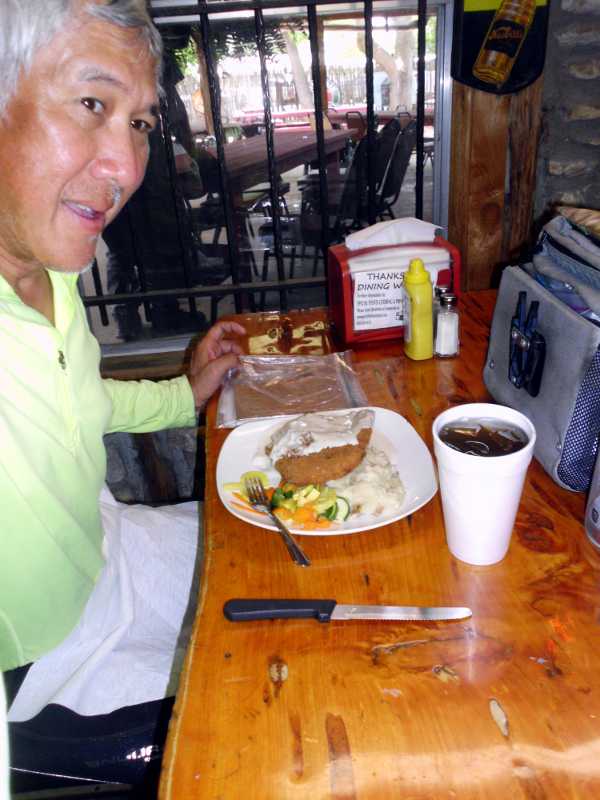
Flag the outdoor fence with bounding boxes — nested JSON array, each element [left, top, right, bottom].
[[81, 0, 437, 345]]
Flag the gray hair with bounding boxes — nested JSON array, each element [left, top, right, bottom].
[[0, 0, 163, 115]]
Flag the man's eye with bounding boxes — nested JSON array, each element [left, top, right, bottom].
[[131, 118, 155, 134], [81, 97, 104, 114]]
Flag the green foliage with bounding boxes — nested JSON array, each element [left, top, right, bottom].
[[173, 18, 305, 67], [426, 16, 437, 52], [209, 18, 291, 60], [174, 39, 198, 74]]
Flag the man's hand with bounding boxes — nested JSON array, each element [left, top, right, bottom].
[[188, 320, 246, 410]]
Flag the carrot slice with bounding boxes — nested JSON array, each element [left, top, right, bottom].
[[232, 492, 254, 510], [293, 506, 317, 524], [231, 501, 266, 515]]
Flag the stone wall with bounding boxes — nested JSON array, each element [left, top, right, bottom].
[[105, 427, 203, 504], [534, 0, 600, 219]]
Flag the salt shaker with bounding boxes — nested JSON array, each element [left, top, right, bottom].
[[434, 293, 459, 358], [433, 285, 450, 338]]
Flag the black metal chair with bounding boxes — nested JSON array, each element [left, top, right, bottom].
[[297, 116, 403, 229], [254, 135, 369, 293], [345, 109, 367, 142], [374, 119, 417, 220], [253, 119, 416, 302], [191, 147, 290, 266], [300, 134, 369, 249]]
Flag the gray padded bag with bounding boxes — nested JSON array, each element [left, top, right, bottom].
[[484, 264, 600, 492]]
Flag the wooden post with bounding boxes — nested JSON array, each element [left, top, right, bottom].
[[448, 77, 543, 290], [503, 77, 544, 265]]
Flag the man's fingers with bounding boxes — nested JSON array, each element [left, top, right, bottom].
[[205, 320, 246, 344], [220, 321, 246, 336], [215, 340, 244, 356], [190, 352, 240, 410], [200, 331, 245, 364]]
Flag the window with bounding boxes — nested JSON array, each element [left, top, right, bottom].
[[80, 0, 453, 347]]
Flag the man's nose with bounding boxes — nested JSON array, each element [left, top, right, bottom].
[[90, 128, 148, 191]]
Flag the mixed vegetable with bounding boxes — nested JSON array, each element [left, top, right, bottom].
[[223, 470, 351, 529]]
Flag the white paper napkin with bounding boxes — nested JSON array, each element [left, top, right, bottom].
[[8, 487, 202, 721], [345, 218, 441, 251], [348, 245, 450, 275]]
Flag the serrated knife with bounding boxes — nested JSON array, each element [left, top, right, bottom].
[[223, 598, 472, 623]]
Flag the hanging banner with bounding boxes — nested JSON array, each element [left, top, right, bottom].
[[451, 0, 551, 95]]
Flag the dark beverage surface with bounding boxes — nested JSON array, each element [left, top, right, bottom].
[[439, 417, 528, 457]]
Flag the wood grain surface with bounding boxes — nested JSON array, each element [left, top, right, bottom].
[[449, 86, 510, 292], [503, 78, 545, 267], [208, 130, 349, 195], [160, 293, 596, 800]]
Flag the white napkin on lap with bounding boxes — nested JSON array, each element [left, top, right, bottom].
[[8, 487, 202, 721], [345, 218, 440, 251]]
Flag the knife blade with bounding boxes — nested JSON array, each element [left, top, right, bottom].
[[223, 598, 472, 623]]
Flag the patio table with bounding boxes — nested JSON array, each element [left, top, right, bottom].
[[159, 294, 598, 800], [208, 129, 350, 201], [327, 108, 434, 136]]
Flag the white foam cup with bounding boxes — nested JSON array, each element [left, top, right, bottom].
[[432, 403, 536, 566]]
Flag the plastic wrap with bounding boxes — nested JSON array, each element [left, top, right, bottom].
[[216, 351, 368, 428]]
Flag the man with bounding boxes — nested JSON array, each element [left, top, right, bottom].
[[0, 0, 243, 788], [101, 48, 223, 340], [0, 680, 7, 800]]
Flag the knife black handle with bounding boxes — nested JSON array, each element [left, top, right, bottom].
[[223, 598, 336, 623]]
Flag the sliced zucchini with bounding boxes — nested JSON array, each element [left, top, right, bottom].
[[240, 470, 270, 488], [313, 488, 337, 515], [294, 485, 320, 506], [293, 484, 314, 498], [333, 496, 351, 522], [322, 503, 338, 521]]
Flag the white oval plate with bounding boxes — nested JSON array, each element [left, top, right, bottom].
[[216, 406, 437, 536]]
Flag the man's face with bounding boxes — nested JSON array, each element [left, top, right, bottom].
[[0, 13, 159, 276]]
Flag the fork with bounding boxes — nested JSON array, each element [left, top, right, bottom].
[[244, 478, 311, 567]]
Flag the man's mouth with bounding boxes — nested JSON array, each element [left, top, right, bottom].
[[64, 201, 106, 221], [64, 182, 123, 222]]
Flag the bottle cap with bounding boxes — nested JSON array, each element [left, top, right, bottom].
[[405, 258, 431, 285], [440, 293, 457, 308]]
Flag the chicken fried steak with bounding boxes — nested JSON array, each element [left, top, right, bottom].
[[267, 409, 374, 484]]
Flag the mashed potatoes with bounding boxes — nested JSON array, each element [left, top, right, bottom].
[[328, 446, 405, 517]]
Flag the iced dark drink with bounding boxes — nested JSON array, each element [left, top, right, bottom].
[[439, 417, 529, 457]]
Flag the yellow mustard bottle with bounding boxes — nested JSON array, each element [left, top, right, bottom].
[[403, 258, 433, 360]]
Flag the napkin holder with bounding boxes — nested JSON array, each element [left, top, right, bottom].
[[328, 235, 461, 346]]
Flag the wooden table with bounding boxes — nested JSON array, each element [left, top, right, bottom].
[[326, 109, 434, 135], [160, 293, 598, 800], [208, 129, 350, 199], [202, 130, 349, 286], [233, 109, 316, 126]]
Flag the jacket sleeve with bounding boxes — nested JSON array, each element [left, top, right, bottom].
[[103, 375, 197, 434]]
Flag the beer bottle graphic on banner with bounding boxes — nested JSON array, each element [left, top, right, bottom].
[[473, 0, 537, 87]]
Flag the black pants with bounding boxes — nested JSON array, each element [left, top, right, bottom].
[[4, 664, 174, 796]]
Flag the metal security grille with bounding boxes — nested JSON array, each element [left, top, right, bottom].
[[82, 0, 452, 343]]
